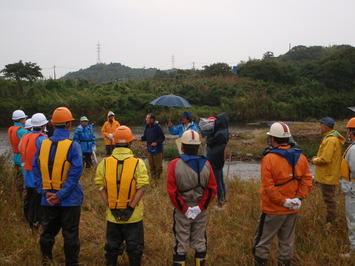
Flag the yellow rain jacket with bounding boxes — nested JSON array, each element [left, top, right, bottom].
[[101, 114, 120, 145], [95, 147, 149, 224], [313, 130, 345, 185]]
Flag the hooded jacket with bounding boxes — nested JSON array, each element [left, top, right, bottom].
[[169, 122, 199, 138], [206, 113, 229, 169], [261, 145, 312, 215], [313, 130, 346, 185], [141, 122, 165, 154], [33, 128, 84, 206], [94, 147, 150, 224], [73, 124, 96, 153], [101, 113, 120, 145]]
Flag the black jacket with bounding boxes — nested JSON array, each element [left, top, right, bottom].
[[206, 113, 229, 169], [141, 122, 165, 154]]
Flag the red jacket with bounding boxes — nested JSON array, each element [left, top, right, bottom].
[[167, 156, 217, 214]]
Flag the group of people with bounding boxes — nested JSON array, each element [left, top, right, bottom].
[[6, 106, 355, 266]]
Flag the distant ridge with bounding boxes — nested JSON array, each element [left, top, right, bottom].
[[63, 62, 157, 83]]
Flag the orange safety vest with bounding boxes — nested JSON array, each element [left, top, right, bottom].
[[341, 144, 354, 181], [20, 132, 46, 171], [39, 139, 73, 190], [8, 126, 22, 153], [105, 157, 139, 209]]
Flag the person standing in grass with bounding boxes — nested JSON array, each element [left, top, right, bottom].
[[141, 113, 165, 180], [19, 113, 48, 229], [253, 122, 312, 266], [8, 109, 30, 193], [73, 116, 96, 168], [101, 111, 120, 156], [206, 113, 229, 208], [312, 117, 345, 224], [95, 126, 149, 266], [33, 107, 83, 266], [167, 130, 217, 266], [340, 117, 355, 258]]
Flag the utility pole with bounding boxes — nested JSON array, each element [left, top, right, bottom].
[[97, 42, 101, 64], [171, 54, 175, 70], [192, 61, 195, 70], [289, 43, 292, 51], [53, 65, 56, 80]]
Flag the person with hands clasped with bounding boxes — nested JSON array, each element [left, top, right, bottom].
[[253, 122, 312, 266], [101, 111, 120, 156], [33, 107, 83, 266], [95, 126, 149, 266], [167, 130, 217, 266]]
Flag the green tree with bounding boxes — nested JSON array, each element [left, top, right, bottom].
[[1, 61, 43, 82], [202, 63, 232, 77]]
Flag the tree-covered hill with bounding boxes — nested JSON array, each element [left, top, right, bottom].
[[63, 63, 157, 83]]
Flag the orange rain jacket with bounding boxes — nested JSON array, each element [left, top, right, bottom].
[[260, 146, 313, 215], [101, 115, 120, 145]]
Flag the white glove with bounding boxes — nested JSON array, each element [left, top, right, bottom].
[[283, 198, 295, 209], [290, 198, 302, 210], [93, 145, 97, 152], [108, 133, 114, 140], [189, 206, 202, 220], [185, 207, 194, 219]]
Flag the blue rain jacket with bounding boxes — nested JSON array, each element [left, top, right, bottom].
[[141, 122, 165, 155], [33, 128, 84, 206], [73, 124, 96, 153], [169, 122, 199, 138]]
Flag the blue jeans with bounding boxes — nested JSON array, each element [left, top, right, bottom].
[[213, 167, 226, 201]]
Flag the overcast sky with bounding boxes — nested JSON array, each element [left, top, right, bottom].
[[1, 0, 354, 78]]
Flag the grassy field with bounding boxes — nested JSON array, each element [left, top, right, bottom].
[[0, 150, 354, 266]]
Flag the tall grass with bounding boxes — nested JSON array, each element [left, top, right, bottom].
[[0, 155, 354, 265]]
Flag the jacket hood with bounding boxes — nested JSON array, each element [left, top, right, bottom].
[[324, 130, 346, 145], [214, 113, 229, 131], [111, 147, 134, 160], [180, 155, 207, 173]]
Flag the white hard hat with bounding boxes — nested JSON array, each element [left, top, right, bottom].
[[31, 113, 48, 127], [267, 122, 292, 138], [181, 130, 201, 145], [12, 110, 27, 120], [25, 119, 32, 129]]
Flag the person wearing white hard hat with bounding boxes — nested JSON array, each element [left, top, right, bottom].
[[167, 130, 217, 266], [19, 113, 48, 229], [253, 122, 312, 266], [101, 111, 120, 156], [8, 109, 30, 193]]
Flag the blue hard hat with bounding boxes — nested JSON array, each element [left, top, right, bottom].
[[182, 112, 192, 120], [320, 117, 335, 128]]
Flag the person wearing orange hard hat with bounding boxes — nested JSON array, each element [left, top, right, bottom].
[[340, 117, 355, 258], [33, 107, 83, 265], [101, 111, 120, 156], [95, 125, 149, 266]]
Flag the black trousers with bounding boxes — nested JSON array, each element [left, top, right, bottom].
[[83, 152, 93, 168], [24, 187, 42, 228], [40, 206, 81, 266], [105, 145, 115, 156], [105, 221, 144, 266]]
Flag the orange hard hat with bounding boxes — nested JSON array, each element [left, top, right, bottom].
[[51, 107, 74, 124], [346, 117, 355, 128], [114, 126, 134, 144]]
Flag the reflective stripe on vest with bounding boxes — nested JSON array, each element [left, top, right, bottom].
[[20, 132, 45, 171], [39, 139, 73, 190], [8, 126, 22, 153], [105, 156, 139, 209], [341, 144, 354, 181]]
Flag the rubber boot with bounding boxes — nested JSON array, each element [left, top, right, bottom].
[[195, 252, 206, 266], [105, 254, 118, 266], [254, 256, 268, 266], [173, 254, 186, 266]]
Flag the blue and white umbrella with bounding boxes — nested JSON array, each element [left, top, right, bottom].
[[150, 94, 191, 108]]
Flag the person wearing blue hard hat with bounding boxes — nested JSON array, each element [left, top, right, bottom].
[[312, 117, 345, 224]]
